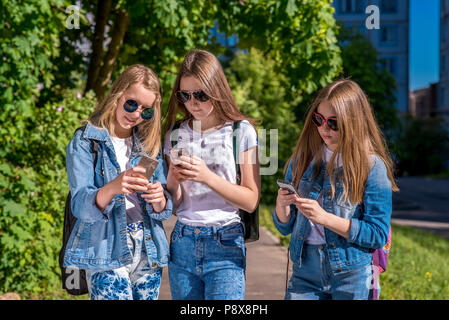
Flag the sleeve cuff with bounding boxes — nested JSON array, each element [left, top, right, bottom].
[[75, 189, 110, 222], [146, 190, 173, 221], [348, 218, 360, 243], [272, 206, 296, 236]]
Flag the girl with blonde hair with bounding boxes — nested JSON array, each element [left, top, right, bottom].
[[64, 64, 173, 300], [273, 79, 398, 300], [163, 49, 261, 300]]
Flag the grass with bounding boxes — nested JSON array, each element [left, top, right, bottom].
[[426, 168, 449, 179], [259, 205, 449, 300]]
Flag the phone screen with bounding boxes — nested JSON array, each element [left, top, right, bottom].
[[276, 179, 300, 197], [170, 148, 190, 165], [137, 155, 159, 180]]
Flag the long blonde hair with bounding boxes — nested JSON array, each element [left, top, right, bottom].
[[288, 79, 398, 204], [88, 64, 162, 158], [163, 49, 258, 133]]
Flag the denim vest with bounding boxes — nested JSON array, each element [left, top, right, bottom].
[[273, 155, 392, 274], [63, 122, 173, 271]]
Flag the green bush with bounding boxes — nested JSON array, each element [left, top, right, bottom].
[[0, 91, 95, 298], [227, 49, 302, 206], [393, 115, 449, 176]]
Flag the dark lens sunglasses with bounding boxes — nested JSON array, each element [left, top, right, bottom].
[[311, 112, 338, 131], [123, 99, 154, 120], [176, 90, 209, 103]]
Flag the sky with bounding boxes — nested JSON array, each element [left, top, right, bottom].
[[409, 0, 440, 90]]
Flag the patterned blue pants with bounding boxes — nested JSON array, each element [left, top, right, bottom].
[[86, 226, 162, 300]]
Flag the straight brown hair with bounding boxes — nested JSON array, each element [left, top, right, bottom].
[[287, 79, 398, 204], [163, 49, 259, 133]]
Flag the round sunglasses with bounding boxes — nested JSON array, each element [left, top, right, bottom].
[[176, 90, 209, 103], [311, 112, 338, 131], [123, 99, 154, 120]]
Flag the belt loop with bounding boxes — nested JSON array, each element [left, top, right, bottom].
[[212, 226, 217, 240], [179, 223, 185, 238]]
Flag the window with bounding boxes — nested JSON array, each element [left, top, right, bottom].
[[439, 86, 446, 109], [381, 0, 398, 13], [345, 23, 364, 36], [380, 56, 398, 77], [338, 0, 365, 14], [380, 25, 398, 45], [442, 20, 448, 43], [442, 54, 447, 74]]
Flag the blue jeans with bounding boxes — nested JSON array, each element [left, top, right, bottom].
[[86, 224, 162, 300], [168, 221, 246, 300], [285, 243, 373, 300]]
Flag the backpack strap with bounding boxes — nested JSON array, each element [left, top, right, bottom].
[[232, 121, 241, 185], [75, 125, 99, 167]]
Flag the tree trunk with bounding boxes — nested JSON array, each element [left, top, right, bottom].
[[84, 0, 113, 95], [93, 9, 130, 101]]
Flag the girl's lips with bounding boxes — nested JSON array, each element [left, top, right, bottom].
[[124, 116, 137, 124]]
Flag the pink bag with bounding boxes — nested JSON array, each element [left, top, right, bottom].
[[371, 225, 392, 300]]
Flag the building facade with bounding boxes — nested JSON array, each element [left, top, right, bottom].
[[409, 83, 438, 118], [333, 0, 410, 112], [440, 0, 449, 119]]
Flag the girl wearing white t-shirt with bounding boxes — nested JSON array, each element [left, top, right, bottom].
[[163, 49, 261, 300]]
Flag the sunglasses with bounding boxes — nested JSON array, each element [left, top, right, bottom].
[[311, 112, 338, 131], [123, 99, 154, 120], [176, 90, 210, 103]]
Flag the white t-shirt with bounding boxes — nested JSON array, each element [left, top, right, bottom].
[[163, 119, 258, 227], [305, 145, 342, 245], [110, 135, 144, 224]]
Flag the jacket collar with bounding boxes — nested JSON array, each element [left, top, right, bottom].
[[83, 122, 144, 154]]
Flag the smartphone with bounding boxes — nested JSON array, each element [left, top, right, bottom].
[[276, 179, 300, 197], [137, 155, 159, 180], [170, 148, 190, 166]]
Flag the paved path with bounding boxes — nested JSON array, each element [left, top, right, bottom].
[[158, 215, 291, 300]]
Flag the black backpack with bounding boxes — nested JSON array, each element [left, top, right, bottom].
[[170, 121, 259, 242], [232, 121, 259, 242], [58, 126, 99, 295]]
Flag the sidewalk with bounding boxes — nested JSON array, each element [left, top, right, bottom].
[[158, 215, 292, 300]]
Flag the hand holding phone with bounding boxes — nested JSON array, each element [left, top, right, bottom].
[[276, 179, 300, 198], [137, 155, 159, 180], [170, 148, 190, 166]]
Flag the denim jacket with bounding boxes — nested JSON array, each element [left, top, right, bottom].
[[63, 122, 173, 271], [273, 155, 392, 274]]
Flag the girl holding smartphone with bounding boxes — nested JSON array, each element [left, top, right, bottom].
[[273, 79, 398, 300], [163, 49, 261, 300]]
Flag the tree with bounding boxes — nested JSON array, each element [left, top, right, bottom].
[[0, 0, 72, 159], [393, 116, 449, 176], [336, 22, 399, 135], [227, 49, 302, 205], [42, 0, 342, 104]]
